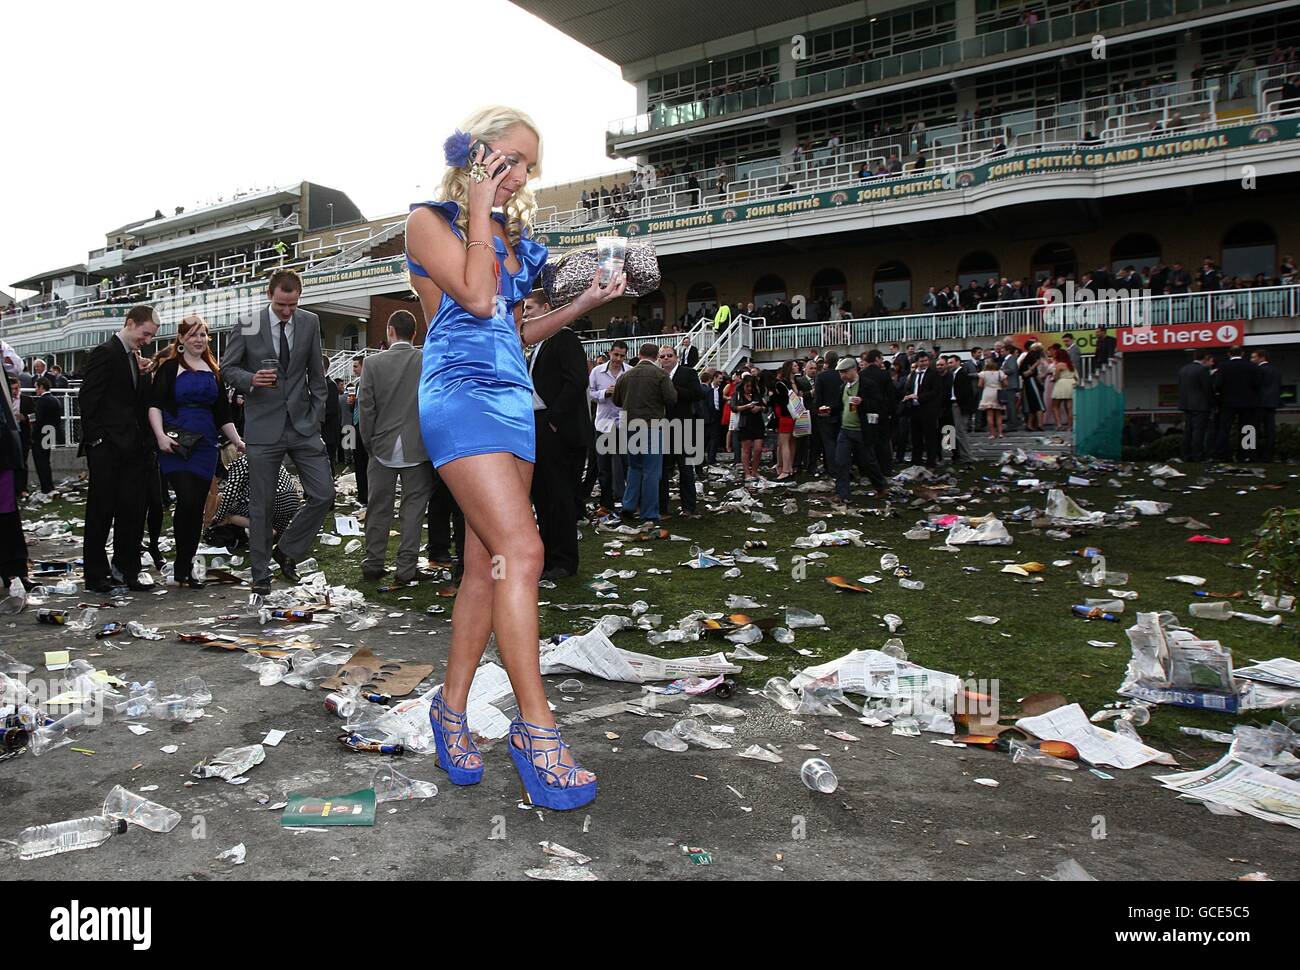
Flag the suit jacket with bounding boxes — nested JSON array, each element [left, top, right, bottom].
[[905, 366, 942, 414], [78, 334, 151, 456], [1177, 362, 1213, 412], [666, 363, 704, 422], [1214, 356, 1259, 409], [1254, 362, 1282, 410], [1000, 353, 1021, 389], [682, 345, 700, 369], [860, 365, 896, 419], [358, 341, 428, 463], [612, 358, 676, 424], [531, 328, 593, 451], [813, 369, 844, 426], [1065, 343, 1083, 375], [943, 366, 976, 415], [223, 306, 327, 445], [1095, 334, 1117, 367], [701, 382, 724, 424]]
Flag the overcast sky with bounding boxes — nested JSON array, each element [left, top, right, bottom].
[[0, 0, 636, 296]]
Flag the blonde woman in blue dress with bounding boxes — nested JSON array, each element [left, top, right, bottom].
[[406, 106, 625, 810]]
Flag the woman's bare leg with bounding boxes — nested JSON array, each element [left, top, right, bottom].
[[436, 452, 593, 784]]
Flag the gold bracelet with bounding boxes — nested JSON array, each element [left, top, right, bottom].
[[465, 240, 492, 255]]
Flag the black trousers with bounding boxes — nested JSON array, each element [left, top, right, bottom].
[[0, 509, 26, 585], [658, 448, 698, 514], [144, 457, 165, 551], [1216, 406, 1255, 460], [427, 471, 465, 562], [33, 443, 54, 494], [353, 438, 369, 504], [579, 443, 600, 510], [1181, 410, 1209, 463], [1257, 408, 1277, 462], [909, 407, 941, 466], [704, 420, 722, 466], [168, 471, 210, 580], [875, 420, 895, 476], [83, 445, 147, 585], [818, 419, 841, 478], [532, 417, 582, 574]]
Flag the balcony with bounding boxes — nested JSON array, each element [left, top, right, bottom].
[[608, 0, 1259, 143]]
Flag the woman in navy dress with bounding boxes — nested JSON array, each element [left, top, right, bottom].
[[406, 106, 625, 810], [147, 316, 245, 588]]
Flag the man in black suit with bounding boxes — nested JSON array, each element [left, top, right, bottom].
[[901, 351, 942, 467], [31, 377, 63, 494], [1094, 326, 1117, 368], [1178, 351, 1215, 462], [525, 292, 592, 579], [79, 305, 158, 591], [679, 335, 700, 369], [657, 344, 704, 518], [1213, 347, 1260, 461], [813, 351, 843, 479], [700, 368, 725, 466], [940, 355, 975, 465], [860, 350, 896, 475], [1251, 348, 1282, 462]]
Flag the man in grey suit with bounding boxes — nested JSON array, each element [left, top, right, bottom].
[[358, 310, 433, 583], [222, 269, 335, 593], [999, 341, 1022, 430]]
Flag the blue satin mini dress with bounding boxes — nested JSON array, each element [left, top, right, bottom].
[[407, 200, 548, 468]]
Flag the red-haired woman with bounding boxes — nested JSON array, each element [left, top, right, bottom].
[[1050, 347, 1076, 431], [148, 316, 245, 588]]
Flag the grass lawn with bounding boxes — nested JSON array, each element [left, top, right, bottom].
[[32, 454, 1299, 763]]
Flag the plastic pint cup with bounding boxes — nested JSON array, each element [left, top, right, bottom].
[[260, 358, 280, 387], [595, 236, 626, 286]]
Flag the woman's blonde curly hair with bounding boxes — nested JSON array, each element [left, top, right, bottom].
[[438, 105, 543, 248]]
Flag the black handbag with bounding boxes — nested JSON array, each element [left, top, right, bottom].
[[162, 425, 203, 461]]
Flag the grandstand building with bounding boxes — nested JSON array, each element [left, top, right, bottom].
[[4, 0, 1298, 434]]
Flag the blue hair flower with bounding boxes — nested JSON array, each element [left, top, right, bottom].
[[443, 129, 472, 168]]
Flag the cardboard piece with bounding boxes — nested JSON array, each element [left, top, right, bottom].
[[281, 788, 376, 827], [319, 648, 433, 698]]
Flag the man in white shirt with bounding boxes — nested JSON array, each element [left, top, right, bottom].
[[358, 310, 432, 583], [589, 339, 629, 517]]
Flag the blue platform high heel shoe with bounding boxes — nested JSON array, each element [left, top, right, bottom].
[[429, 690, 483, 785], [508, 717, 597, 811]]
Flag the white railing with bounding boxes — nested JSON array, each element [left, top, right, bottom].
[[546, 65, 1296, 233], [745, 285, 1298, 354], [696, 314, 758, 373], [305, 219, 408, 273]]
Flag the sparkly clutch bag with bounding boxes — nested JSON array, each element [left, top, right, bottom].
[[541, 240, 661, 307]]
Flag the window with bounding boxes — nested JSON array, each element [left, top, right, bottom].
[[1031, 242, 1077, 283], [958, 251, 1000, 288], [873, 261, 912, 313], [1221, 222, 1277, 280], [1111, 233, 1161, 275], [753, 274, 787, 308], [811, 268, 848, 305], [686, 282, 717, 318]]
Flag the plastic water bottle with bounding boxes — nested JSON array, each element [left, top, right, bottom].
[[19, 815, 127, 860], [192, 556, 207, 583], [800, 758, 839, 793], [102, 786, 182, 833], [297, 558, 319, 574], [29, 708, 87, 756]]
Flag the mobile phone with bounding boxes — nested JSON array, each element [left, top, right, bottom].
[[468, 140, 513, 177]]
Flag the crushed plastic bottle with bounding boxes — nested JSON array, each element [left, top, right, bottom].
[[785, 607, 825, 629], [19, 815, 127, 860], [1010, 740, 1078, 770], [806, 521, 828, 535], [881, 638, 908, 661], [297, 558, 320, 574], [127, 621, 164, 640], [557, 679, 585, 694], [344, 539, 363, 555], [102, 786, 182, 833], [891, 716, 921, 737], [725, 594, 763, 609], [883, 614, 903, 633], [0, 574, 28, 611], [1188, 600, 1234, 620], [724, 624, 763, 645], [899, 578, 925, 591], [800, 758, 838, 793], [642, 730, 688, 752], [29, 708, 87, 756], [771, 627, 795, 645], [879, 553, 899, 571], [319, 533, 342, 546], [671, 718, 732, 749], [371, 765, 438, 803]]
